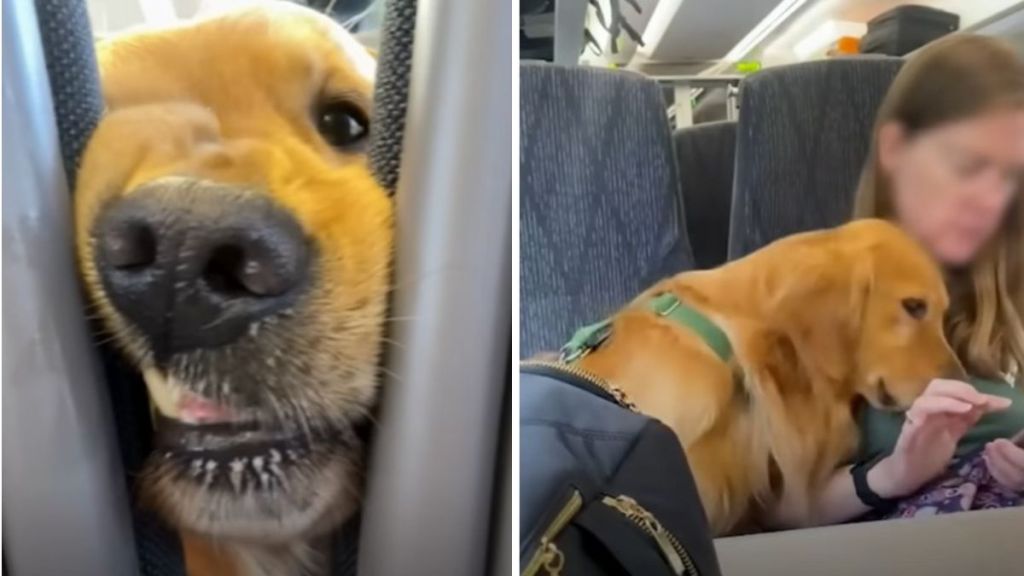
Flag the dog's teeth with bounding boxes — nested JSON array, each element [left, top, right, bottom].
[[268, 462, 288, 489], [229, 458, 245, 493], [249, 323, 260, 338], [202, 461, 218, 487], [269, 449, 282, 463], [163, 451, 173, 460], [252, 456, 265, 473], [269, 462, 284, 477], [190, 459, 204, 477], [203, 459, 218, 481], [259, 471, 271, 490], [286, 449, 299, 461], [266, 356, 277, 368]]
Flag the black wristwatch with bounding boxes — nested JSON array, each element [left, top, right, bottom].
[[850, 459, 899, 511]]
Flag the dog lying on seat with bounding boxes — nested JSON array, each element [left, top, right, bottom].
[[571, 219, 964, 535], [75, 3, 386, 575]]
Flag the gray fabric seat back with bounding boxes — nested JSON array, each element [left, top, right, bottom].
[[520, 63, 693, 358], [673, 121, 737, 269], [728, 57, 904, 258]]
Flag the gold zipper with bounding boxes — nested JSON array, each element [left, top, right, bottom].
[[521, 360, 638, 412], [522, 490, 583, 576], [602, 495, 699, 576]]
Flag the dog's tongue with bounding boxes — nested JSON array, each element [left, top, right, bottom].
[[179, 392, 234, 424], [144, 368, 235, 424]]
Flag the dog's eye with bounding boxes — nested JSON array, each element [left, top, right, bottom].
[[315, 100, 368, 148], [902, 298, 927, 319]]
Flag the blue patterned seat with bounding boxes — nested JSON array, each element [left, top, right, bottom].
[[728, 57, 904, 258], [673, 120, 737, 269], [519, 63, 694, 358]]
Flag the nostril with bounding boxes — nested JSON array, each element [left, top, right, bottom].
[[239, 256, 289, 296], [102, 220, 157, 270], [202, 242, 298, 298], [203, 244, 250, 297]]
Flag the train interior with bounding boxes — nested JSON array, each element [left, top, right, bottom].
[[4, 1, 511, 575], [520, 1, 1024, 574]]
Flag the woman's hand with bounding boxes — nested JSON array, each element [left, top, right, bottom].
[[870, 379, 1012, 498], [983, 432, 1024, 492]]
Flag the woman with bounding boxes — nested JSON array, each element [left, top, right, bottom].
[[792, 34, 1024, 526]]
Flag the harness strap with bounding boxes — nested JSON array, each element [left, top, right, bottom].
[[560, 293, 733, 363], [560, 318, 613, 362], [648, 293, 733, 362]]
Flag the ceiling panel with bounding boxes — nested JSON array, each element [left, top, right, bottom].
[[639, 0, 782, 61]]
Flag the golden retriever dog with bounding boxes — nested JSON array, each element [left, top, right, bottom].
[[571, 219, 963, 535], [75, 3, 386, 575]]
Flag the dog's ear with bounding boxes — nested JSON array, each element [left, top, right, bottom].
[[746, 245, 872, 514], [762, 240, 872, 385]]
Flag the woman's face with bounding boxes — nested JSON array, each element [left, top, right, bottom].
[[879, 107, 1024, 267]]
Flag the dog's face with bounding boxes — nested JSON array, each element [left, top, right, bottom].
[[845, 220, 964, 410], [75, 4, 389, 542], [769, 219, 962, 411]]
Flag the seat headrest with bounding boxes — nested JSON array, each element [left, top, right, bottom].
[[728, 57, 904, 259]]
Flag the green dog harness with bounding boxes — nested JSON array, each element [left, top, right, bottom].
[[560, 293, 733, 363]]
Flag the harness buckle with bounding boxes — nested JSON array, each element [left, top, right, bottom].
[[559, 321, 612, 363], [559, 346, 589, 363]]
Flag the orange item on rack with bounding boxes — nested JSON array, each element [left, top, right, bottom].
[[828, 35, 861, 56]]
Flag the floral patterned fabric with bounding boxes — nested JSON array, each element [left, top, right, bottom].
[[862, 450, 1022, 521]]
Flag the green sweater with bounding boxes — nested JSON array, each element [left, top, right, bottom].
[[858, 378, 1024, 462]]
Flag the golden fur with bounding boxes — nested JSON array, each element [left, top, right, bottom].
[[75, 4, 388, 575], [575, 219, 963, 535]]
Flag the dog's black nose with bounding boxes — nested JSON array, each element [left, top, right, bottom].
[[94, 181, 310, 356]]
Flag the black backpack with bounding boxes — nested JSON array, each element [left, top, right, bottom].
[[520, 361, 722, 576]]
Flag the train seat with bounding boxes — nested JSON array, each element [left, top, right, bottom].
[[728, 57, 904, 258], [519, 63, 694, 358], [673, 120, 737, 270]]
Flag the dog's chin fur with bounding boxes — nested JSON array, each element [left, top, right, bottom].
[[143, 444, 360, 543]]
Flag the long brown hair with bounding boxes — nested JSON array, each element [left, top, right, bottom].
[[854, 34, 1024, 383]]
